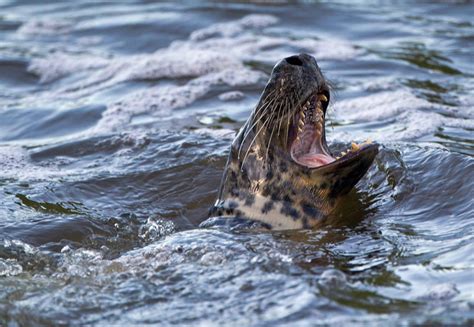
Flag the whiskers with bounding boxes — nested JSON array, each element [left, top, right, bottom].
[[238, 87, 300, 170]]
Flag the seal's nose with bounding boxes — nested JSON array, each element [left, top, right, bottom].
[[284, 55, 303, 66]]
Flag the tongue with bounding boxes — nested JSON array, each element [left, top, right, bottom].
[[295, 153, 335, 168]]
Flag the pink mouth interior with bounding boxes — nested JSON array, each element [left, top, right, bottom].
[[289, 99, 335, 168], [290, 124, 335, 168], [296, 153, 334, 167]]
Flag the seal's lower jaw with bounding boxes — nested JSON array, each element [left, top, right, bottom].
[[288, 93, 376, 170]]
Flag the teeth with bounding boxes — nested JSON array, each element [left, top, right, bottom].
[[301, 111, 305, 119], [351, 142, 360, 151], [365, 138, 372, 144], [306, 101, 310, 107], [336, 156, 340, 160], [320, 94, 328, 102], [298, 127, 303, 133], [341, 151, 346, 156], [298, 112, 305, 125], [316, 122, 322, 130], [296, 136, 300, 141]]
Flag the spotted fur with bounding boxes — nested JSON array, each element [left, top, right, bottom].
[[208, 54, 378, 230]]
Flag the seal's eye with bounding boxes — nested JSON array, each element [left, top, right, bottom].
[[285, 55, 303, 66]]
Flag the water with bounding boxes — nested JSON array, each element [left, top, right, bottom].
[[0, 1, 473, 325]]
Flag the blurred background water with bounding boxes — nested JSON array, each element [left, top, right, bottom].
[[0, 0, 473, 325]]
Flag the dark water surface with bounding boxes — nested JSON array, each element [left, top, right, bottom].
[[0, 1, 473, 325]]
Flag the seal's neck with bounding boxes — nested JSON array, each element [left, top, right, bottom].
[[211, 193, 324, 230], [210, 132, 335, 230]]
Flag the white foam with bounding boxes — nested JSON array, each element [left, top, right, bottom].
[[218, 91, 245, 102], [344, 76, 400, 93], [75, 12, 179, 30], [0, 146, 35, 180], [172, 33, 361, 64], [0, 145, 79, 182], [26, 15, 274, 88], [138, 218, 176, 243], [0, 130, 153, 182], [193, 128, 236, 139], [0, 259, 23, 277], [329, 89, 474, 142], [417, 283, 460, 302], [290, 38, 362, 60], [334, 90, 436, 121], [22, 14, 363, 135], [457, 94, 474, 119], [17, 18, 73, 35], [91, 68, 264, 134], [189, 14, 278, 41], [26, 13, 359, 90], [128, 49, 242, 81], [393, 111, 444, 140], [28, 53, 109, 83]]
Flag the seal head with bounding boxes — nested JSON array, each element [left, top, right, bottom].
[[208, 53, 378, 230]]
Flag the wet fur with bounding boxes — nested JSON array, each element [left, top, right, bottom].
[[209, 54, 378, 230]]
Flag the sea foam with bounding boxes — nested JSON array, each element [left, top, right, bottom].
[[24, 14, 362, 136]]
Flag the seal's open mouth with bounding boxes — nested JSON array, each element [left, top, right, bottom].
[[288, 92, 373, 169]]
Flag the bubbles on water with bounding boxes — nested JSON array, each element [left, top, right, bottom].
[[54, 248, 103, 279], [0, 258, 23, 276], [0, 146, 31, 179], [138, 218, 175, 243], [1, 239, 54, 274]]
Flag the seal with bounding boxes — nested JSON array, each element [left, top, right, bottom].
[[207, 53, 379, 230]]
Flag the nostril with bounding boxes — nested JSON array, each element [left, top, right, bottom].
[[285, 55, 303, 66]]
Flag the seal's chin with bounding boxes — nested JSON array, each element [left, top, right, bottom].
[[288, 92, 373, 169]]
